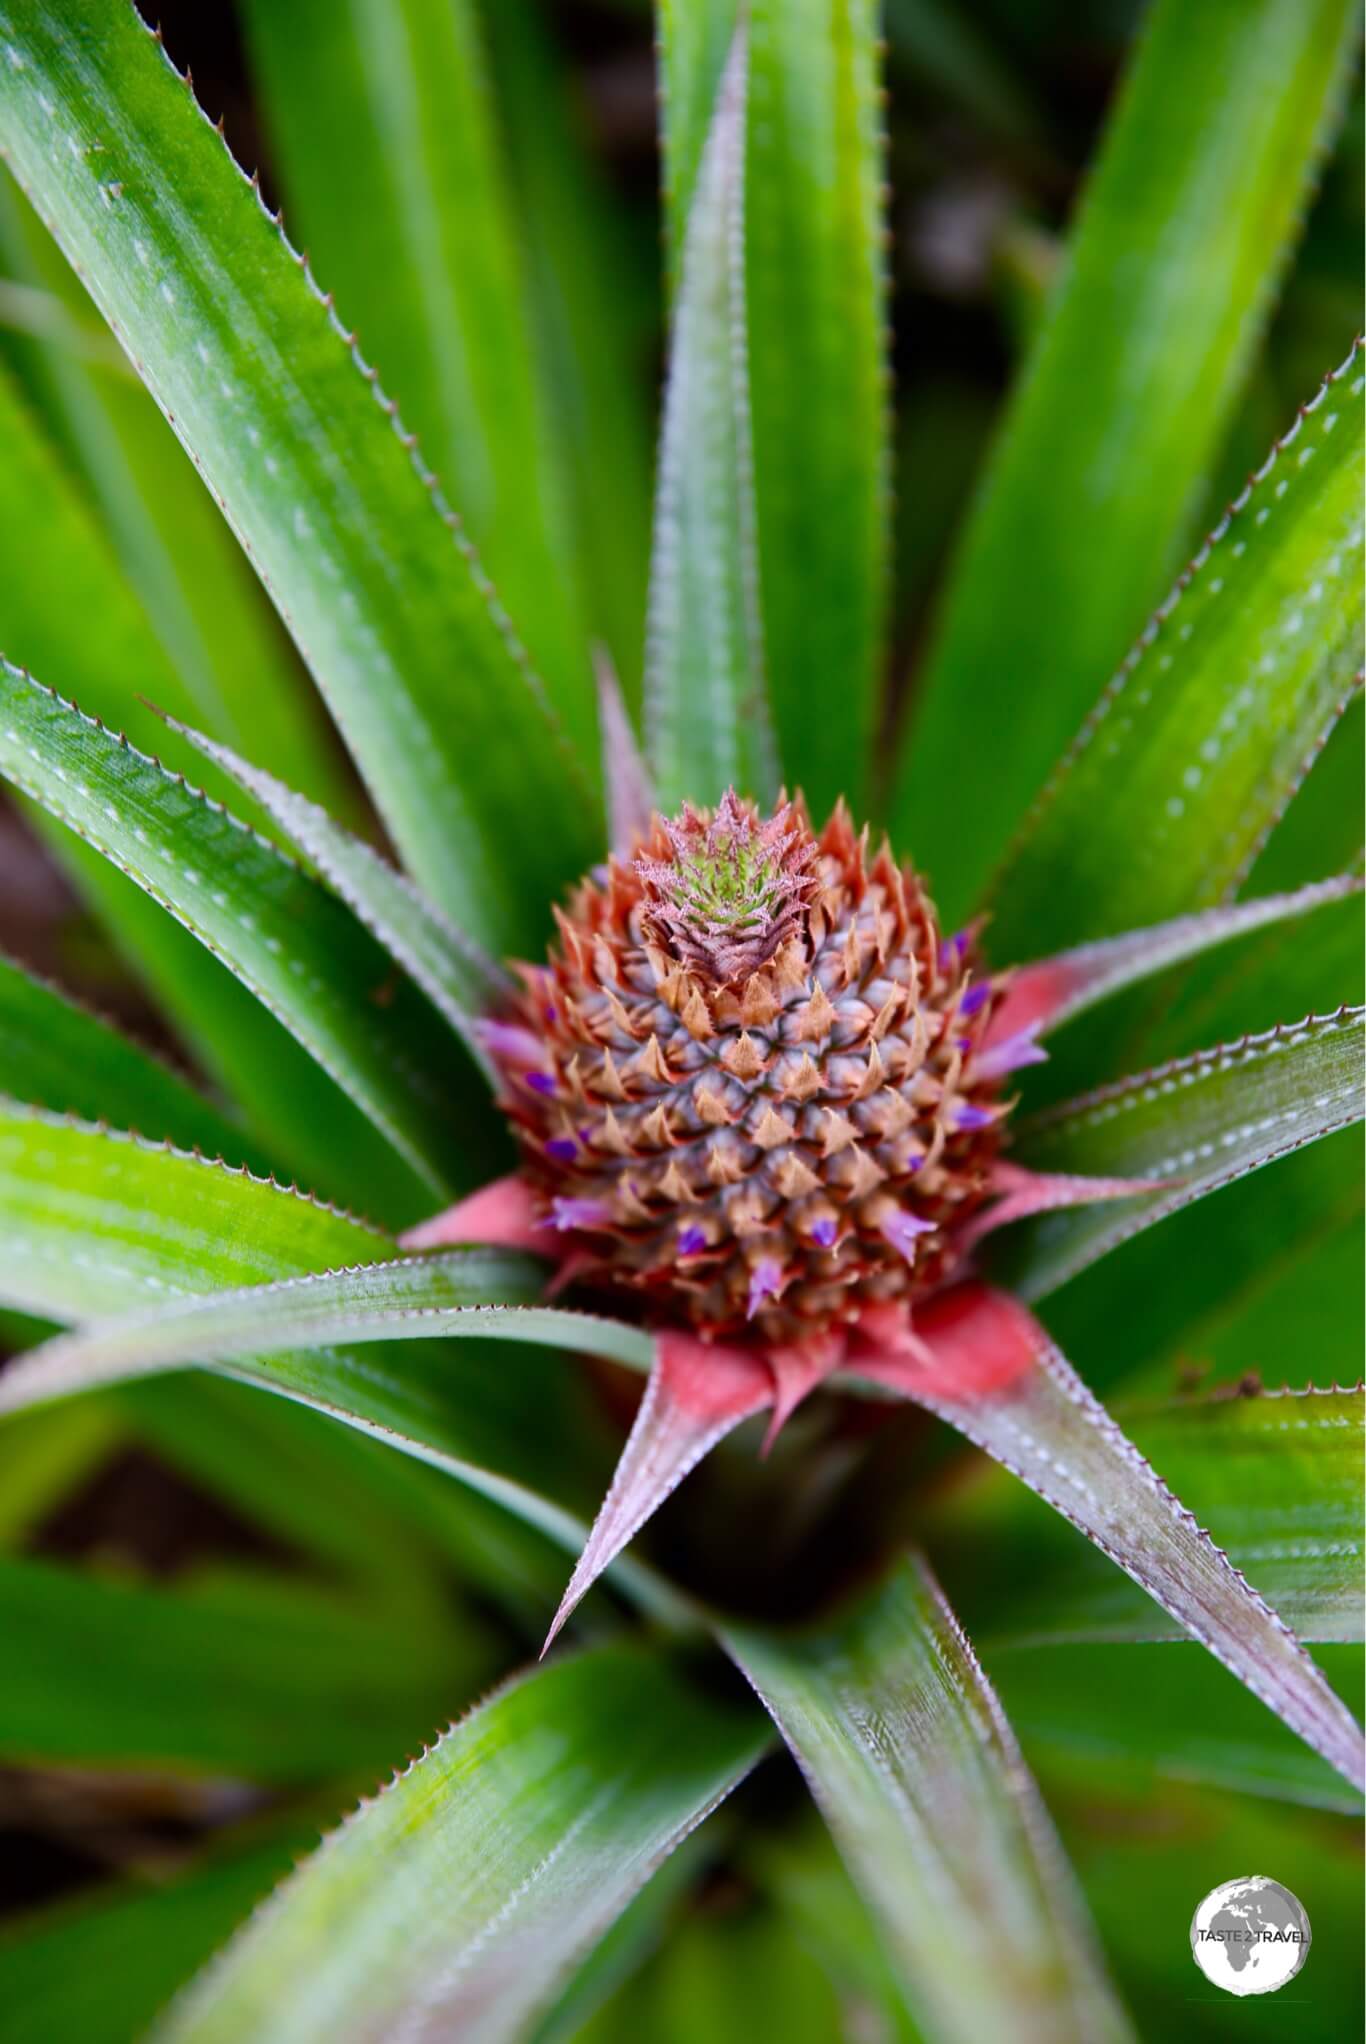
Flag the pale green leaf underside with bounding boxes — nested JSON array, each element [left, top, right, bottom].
[[1007, 1006, 1365, 1299], [239, 0, 594, 759], [0, 663, 486, 1196], [156, 1647, 768, 2044], [0, 1251, 654, 1416], [646, 30, 778, 812], [726, 1553, 1130, 2044], [895, 0, 1358, 921], [0, 1100, 386, 1319], [970, 1387, 1365, 1650], [0, 0, 600, 951], [1, 1552, 487, 1781], [991, 341, 1365, 952]]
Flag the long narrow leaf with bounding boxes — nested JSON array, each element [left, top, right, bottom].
[[0, 1100, 389, 1315], [483, 0, 654, 699], [646, 31, 777, 811], [156, 1647, 767, 2044], [726, 1552, 1131, 2044], [999, 871, 1362, 1041], [0, 948, 245, 1158], [1005, 1006, 1365, 1299], [660, 0, 889, 814], [0, 343, 405, 1209], [990, 342, 1365, 953], [0, 665, 488, 1198], [0, 1105, 674, 1608], [0, 173, 355, 819], [160, 711, 506, 1081], [239, 0, 591, 754], [0, 1251, 654, 1415], [961, 1385, 1365, 1650], [855, 1285, 1365, 1790], [894, 0, 1358, 920], [0, 0, 600, 949], [1, 1553, 486, 1781]]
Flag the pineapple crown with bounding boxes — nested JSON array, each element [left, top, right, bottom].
[[633, 791, 819, 982]]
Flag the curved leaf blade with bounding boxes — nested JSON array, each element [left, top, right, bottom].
[[998, 872, 1363, 1040], [156, 1647, 767, 2044], [0, 0, 599, 950], [239, 0, 592, 754], [0, 1106, 675, 1610], [1005, 1006, 1365, 1299], [990, 343, 1365, 954], [0, 1251, 653, 1417], [855, 1286, 1365, 1790], [969, 1386, 1365, 1651], [726, 1553, 1131, 2044], [0, 947, 245, 1158], [646, 31, 777, 811], [894, 0, 1358, 920], [0, 665, 487, 1197], [0, 172, 356, 821], [483, 0, 654, 700], [160, 710, 507, 1081], [0, 1100, 388, 1319], [0, 341, 402, 1211]]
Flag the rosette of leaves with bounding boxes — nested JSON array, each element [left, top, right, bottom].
[[0, 2, 1361, 2041]]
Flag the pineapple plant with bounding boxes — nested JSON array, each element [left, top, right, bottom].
[[0, 1, 1360, 2039]]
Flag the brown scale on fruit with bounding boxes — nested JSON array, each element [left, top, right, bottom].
[[482, 793, 1012, 1344]]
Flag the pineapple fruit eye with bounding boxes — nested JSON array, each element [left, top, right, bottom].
[[484, 792, 1008, 1342]]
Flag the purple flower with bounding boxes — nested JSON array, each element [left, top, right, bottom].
[[810, 1217, 838, 1248], [545, 1136, 579, 1162], [954, 1103, 995, 1131], [879, 1207, 937, 1263], [960, 981, 991, 1018], [746, 1257, 784, 1319], [476, 1020, 547, 1066], [972, 1026, 1049, 1083], [550, 1196, 611, 1232], [678, 1225, 707, 1257]]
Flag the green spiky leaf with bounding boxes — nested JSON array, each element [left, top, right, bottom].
[[0, 0, 600, 950], [726, 1553, 1130, 2044], [154, 1647, 767, 2044], [894, 0, 1359, 920]]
